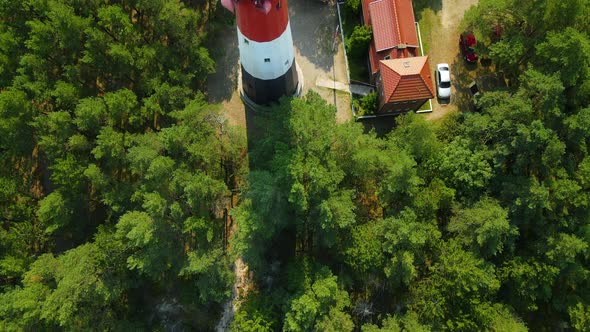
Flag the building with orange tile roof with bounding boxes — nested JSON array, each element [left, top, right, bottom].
[[361, 0, 434, 113]]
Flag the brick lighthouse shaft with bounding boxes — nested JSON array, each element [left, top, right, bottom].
[[227, 0, 299, 104]]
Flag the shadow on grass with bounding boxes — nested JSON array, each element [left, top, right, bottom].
[[450, 54, 478, 112], [349, 55, 371, 83], [413, 0, 443, 19], [339, 4, 371, 82]]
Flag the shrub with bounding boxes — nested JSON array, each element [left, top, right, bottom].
[[353, 92, 378, 116], [346, 25, 372, 60]]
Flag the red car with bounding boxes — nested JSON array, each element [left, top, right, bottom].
[[460, 32, 478, 63]]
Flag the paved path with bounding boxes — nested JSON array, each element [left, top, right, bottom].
[[316, 77, 374, 96], [315, 77, 348, 92], [350, 84, 374, 95]]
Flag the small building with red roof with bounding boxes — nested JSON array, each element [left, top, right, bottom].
[[361, 0, 434, 113], [377, 57, 435, 113]]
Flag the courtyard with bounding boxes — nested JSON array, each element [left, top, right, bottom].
[[206, 0, 352, 127]]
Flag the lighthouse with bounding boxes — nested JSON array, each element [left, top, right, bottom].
[[221, 0, 300, 104]]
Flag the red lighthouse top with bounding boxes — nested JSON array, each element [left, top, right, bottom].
[[231, 0, 290, 43]]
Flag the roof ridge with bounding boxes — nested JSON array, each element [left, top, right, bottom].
[[380, 57, 434, 102], [391, 0, 401, 46], [380, 61, 401, 102], [369, 0, 399, 52]]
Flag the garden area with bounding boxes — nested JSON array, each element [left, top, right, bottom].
[[340, 0, 371, 83], [339, 1, 378, 117]]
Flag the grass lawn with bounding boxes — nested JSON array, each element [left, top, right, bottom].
[[415, 8, 438, 56], [417, 99, 433, 113]]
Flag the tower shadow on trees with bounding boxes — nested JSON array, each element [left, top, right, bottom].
[[243, 105, 269, 170], [241, 99, 298, 271], [243, 97, 293, 170]]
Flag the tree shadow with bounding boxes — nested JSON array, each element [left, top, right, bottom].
[[451, 54, 478, 112], [244, 99, 293, 170], [206, 24, 240, 103], [360, 115, 400, 137], [413, 0, 443, 20], [289, 0, 337, 71]]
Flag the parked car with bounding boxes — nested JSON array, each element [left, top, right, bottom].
[[436, 63, 451, 99], [460, 32, 478, 63]]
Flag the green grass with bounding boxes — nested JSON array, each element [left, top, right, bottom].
[[418, 99, 433, 112], [416, 8, 437, 56]]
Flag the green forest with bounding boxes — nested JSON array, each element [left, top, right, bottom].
[[1, 0, 589, 331]]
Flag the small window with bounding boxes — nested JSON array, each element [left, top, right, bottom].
[[244, 38, 249, 44], [384, 55, 391, 60], [264, 58, 271, 63], [284, 59, 289, 66]]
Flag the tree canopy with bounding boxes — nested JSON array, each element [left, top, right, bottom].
[[1, 0, 590, 330]]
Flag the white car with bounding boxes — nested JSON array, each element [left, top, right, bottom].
[[436, 63, 451, 99]]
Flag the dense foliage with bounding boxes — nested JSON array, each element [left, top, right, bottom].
[[353, 91, 378, 116], [1, 0, 589, 331], [230, 0, 590, 330], [346, 25, 372, 61], [0, 0, 247, 330]]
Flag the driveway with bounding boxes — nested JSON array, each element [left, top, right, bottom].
[[414, 0, 480, 120]]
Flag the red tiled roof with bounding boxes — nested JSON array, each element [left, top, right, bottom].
[[369, 43, 378, 75], [362, 0, 372, 25], [369, 45, 418, 75], [369, 0, 398, 52], [362, 0, 420, 75], [380, 56, 434, 102], [362, 0, 418, 47], [394, 0, 418, 47]]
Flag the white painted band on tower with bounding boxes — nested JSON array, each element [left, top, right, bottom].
[[237, 22, 295, 81]]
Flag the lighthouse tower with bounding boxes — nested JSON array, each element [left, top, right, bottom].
[[221, 0, 300, 104]]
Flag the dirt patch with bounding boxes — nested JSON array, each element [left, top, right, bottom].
[[215, 258, 252, 332]]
